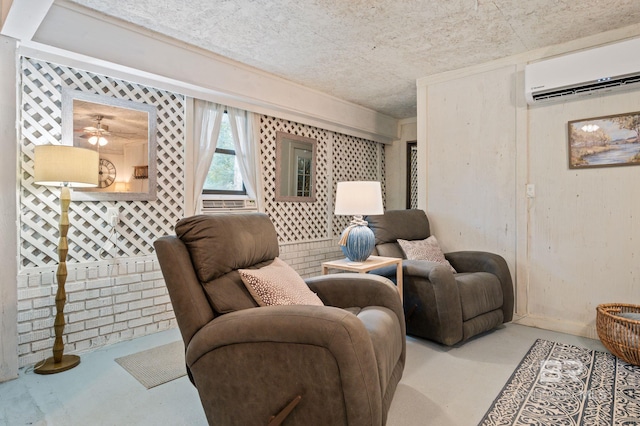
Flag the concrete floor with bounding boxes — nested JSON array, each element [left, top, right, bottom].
[[0, 323, 607, 426]]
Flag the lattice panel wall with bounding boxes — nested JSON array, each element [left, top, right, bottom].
[[19, 58, 185, 268], [331, 134, 385, 237], [259, 115, 384, 242], [260, 116, 331, 242], [410, 144, 418, 209]]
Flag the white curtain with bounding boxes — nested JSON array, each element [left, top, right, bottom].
[[227, 107, 263, 210], [192, 100, 225, 214], [192, 100, 263, 213]]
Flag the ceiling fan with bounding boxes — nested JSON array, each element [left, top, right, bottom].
[[81, 115, 111, 146]]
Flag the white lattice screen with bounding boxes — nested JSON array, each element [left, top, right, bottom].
[[410, 144, 418, 209], [15, 57, 384, 368], [331, 133, 386, 237], [259, 116, 384, 243], [260, 116, 329, 242], [19, 57, 185, 269]]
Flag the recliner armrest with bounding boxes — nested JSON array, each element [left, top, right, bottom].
[[305, 274, 404, 330], [372, 259, 462, 345], [305, 274, 406, 362], [401, 259, 447, 277], [445, 251, 514, 322], [445, 250, 504, 274]]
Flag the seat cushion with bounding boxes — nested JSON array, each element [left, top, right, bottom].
[[456, 272, 503, 321], [355, 306, 403, 397]]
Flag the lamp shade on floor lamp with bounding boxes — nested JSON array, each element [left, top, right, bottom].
[[33, 144, 99, 374]]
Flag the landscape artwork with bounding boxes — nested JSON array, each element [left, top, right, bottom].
[[568, 111, 640, 169]]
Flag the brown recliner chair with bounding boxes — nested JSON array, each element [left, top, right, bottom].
[[154, 213, 405, 425], [365, 209, 513, 346]]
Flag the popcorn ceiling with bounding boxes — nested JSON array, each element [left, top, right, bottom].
[[68, 0, 640, 118]]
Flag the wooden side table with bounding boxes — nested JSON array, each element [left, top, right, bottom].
[[321, 255, 403, 302]]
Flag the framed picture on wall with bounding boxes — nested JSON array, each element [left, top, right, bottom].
[[568, 111, 640, 169]]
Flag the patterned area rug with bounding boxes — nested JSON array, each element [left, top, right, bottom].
[[480, 339, 640, 425]]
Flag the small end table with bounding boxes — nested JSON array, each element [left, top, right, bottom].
[[321, 255, 403, 302]]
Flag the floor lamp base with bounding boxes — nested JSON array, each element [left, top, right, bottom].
[[34, 354, 80, 375]]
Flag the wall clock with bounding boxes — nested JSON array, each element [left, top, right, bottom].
[[98, 158, 116, 188]]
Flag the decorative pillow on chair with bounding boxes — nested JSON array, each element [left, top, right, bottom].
[[239, 257, 324, 306], [398, 236, 457, 273]]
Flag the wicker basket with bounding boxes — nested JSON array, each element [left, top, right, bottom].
[[596, 303, 640, 366]]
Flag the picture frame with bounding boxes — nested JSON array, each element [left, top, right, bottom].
[[568, 111, 640, 169], [61, 88, 158, 201]]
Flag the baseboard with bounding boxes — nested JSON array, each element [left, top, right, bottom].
[[513, 314, 599, 341]]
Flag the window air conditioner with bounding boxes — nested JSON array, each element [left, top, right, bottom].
[[525, 37, 640, 105], [201, 199, 257, 214]]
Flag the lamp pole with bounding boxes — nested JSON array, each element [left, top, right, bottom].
[[35, 185, 81, 374]]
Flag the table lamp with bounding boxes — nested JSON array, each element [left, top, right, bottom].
[[334, 181, 384, 263], [33, 144, 99, 374]]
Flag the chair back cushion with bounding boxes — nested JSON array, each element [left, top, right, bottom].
[[365, 210, 431, 258], [175, 213, 279, 313]]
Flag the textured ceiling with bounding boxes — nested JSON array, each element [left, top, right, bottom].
[[67, 0, 640, 119]]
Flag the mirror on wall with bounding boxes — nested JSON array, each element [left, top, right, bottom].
[[275, 131, 317, 202], [62, 89, 158, 201]]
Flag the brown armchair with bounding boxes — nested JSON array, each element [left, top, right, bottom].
[[365, 209, 513, 346], [154, 213, 405, 425]]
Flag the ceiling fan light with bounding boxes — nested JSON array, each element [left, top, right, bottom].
[[88, 135, 98, 145], [98, 137, 108, 146]]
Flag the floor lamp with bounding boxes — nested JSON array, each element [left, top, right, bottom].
[[33, 145, 99, 374]]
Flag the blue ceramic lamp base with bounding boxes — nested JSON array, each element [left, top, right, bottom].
[[339, 224, 375, 263]]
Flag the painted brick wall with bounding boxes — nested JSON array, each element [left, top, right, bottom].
[[279, 238, 345, 278], [17, 256, 175, 368], [16, 240, 345, 368]]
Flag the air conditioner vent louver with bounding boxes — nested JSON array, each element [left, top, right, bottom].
[[532, 73, 640, 102], [201, 199, 257, 214]]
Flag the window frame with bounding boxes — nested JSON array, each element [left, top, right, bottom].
[[201, 113, 247, 196]]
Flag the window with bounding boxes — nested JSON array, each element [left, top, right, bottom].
[[202, 112, 246, 195], [294, 147, 312, 197]]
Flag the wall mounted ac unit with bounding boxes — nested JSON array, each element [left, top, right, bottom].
[[525, 37, 640, 105], [201, 199, 257, 214]]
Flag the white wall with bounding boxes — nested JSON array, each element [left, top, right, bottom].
[[0, 34, 18, 383], [385, 118, 417, 210], [424, 65, 517, 265], [417, 25, 640, 339], [526, 93, 640, 336]]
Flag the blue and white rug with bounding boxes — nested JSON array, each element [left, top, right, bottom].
[[480, 339, 640, 425]]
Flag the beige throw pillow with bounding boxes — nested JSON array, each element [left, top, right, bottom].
[[239, 257, 324, 306], [398, 236, 457, 273]]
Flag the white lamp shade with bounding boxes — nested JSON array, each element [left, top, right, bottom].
[[334, 181, 384, 215], [34, 145, 99, 188]]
